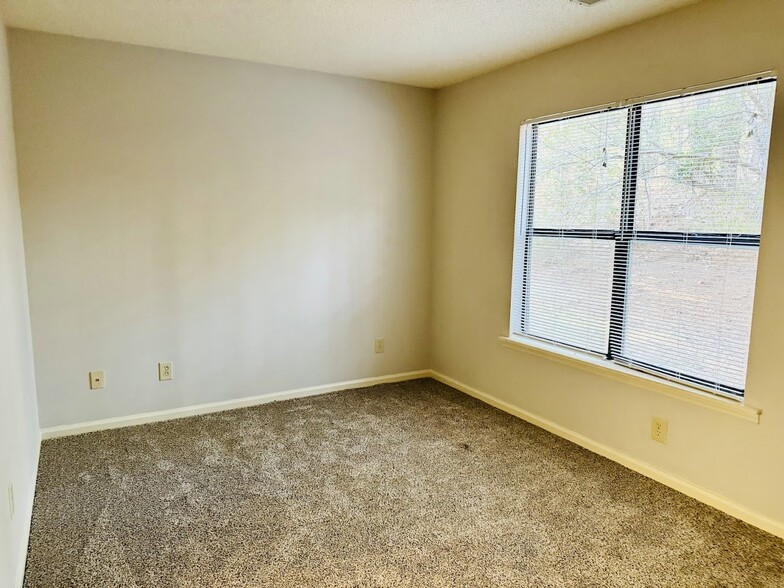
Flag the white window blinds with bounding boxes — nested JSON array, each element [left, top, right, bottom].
[[511, 78, 776, 398]]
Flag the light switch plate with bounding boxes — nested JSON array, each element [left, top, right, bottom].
[[89, 370, 105, 390]]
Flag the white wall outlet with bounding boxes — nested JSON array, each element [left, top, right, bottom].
[[374, 338, 385, 354], [651, 417, 668, 444], [89, 370, 105, 390], [8, 483, 14, 518], [158, 362, 173, 381]]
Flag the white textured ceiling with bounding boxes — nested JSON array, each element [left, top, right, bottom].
[[1, 0, 701, 88]]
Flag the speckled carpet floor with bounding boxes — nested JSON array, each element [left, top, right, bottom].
[[24, 378, 784, 587]]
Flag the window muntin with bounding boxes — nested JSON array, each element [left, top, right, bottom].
[[512, 78, 776, 398]]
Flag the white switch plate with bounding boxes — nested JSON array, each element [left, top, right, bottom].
[[89, 370, 105, 390], [374, 338, 384, 354], [158, 362, 173, 381], [7, 484, 14, 518]]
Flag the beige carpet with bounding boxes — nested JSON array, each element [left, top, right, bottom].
[[24, 378, 784, 587]]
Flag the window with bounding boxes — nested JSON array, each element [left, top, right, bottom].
[[510, 77, 776, 399]]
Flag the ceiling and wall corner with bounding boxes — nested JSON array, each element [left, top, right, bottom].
[[1, 0, 701, 89]]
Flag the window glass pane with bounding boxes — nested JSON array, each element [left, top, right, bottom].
[[532, 109, 627, 230], [635, 83, 776, 234], [621, 241, 758, 392], [526, 237, 614, 354]]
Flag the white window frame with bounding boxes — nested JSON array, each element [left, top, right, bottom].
[[507, 72, 775, 412]]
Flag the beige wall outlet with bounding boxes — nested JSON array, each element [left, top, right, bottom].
[[89, 370, 104, 390], [651, 417, 668, 444], [158, 362, 173, 381], [374, 338, 384, 354]]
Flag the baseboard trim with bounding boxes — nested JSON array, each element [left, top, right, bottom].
[[429, 370, 784, 540], [15, 431, 41, 588], [41, 370, 430, 440]]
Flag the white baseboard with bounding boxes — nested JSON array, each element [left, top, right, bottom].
[[16, 431, 41, 588], [41, 370, 430, 440], [429, 370, 784, 540]]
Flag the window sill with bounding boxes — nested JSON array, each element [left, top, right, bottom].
[[498, 335, 761, 423]]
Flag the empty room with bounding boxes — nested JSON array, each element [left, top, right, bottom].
[[3, 0, 784, 585]]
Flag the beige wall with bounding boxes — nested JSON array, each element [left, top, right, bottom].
[[9, 30, 434, 429], [431, 0, 784, 527], [0, 20, 40, 588]]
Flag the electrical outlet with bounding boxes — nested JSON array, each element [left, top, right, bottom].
[[89, 370, 105, 390], [651, 417, 668, 444], [158, 362, 173, 381], [8, 484, 14, 518], [374, 338, 385, 354]]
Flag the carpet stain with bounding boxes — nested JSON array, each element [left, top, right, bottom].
[[23, 378, 784, 587]]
